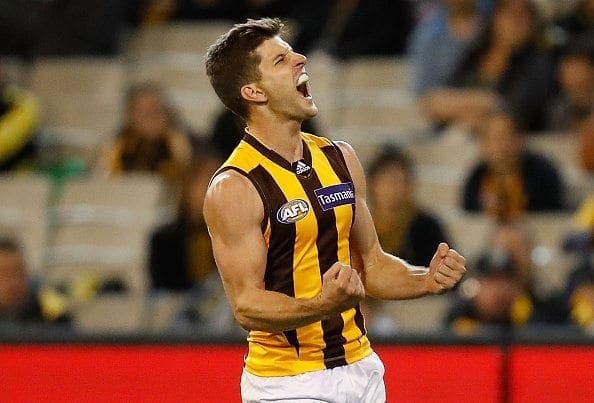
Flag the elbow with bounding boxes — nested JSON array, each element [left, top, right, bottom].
[[231, 298, 255, 330], [233, 307, 255, 331], [232, 297, 270, 332], [233, 301, 285, 333]]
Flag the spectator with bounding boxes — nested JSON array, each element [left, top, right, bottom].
[[99, 82, 192, 183], [462, 111, 566, 219], [561, 195, 594, 332], [149, 150, 221, 291], [446, 221, 548, 334], [409, 0, 485, 96], [546, 34, 594, 132], [422, 0, 555, 132], [367, 145, 450, 267], [0, 237, 68, 324], [0, 62, 39, 172], [351, 145, 451, 337]]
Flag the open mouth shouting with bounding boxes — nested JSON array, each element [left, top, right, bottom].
[[296, 73, 312, 99]]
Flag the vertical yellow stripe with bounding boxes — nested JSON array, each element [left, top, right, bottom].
[[308, 142, 368, 355], [259, 159, 327, 364]]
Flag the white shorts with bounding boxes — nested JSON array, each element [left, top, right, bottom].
[[240, 352, 386, 403]]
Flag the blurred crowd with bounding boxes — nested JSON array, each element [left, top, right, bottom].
[[1, 0, 594, 339]]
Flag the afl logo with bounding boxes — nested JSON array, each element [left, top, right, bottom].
[[277, 199, 310, 224]]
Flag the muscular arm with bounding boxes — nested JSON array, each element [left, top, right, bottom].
[[336, 142, 466, 300], [204, 170, 364, 332]]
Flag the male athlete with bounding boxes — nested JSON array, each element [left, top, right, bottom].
[[204, 18, 467, 402]]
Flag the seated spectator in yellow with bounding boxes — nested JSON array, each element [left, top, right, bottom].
[[462, 111, 566, 219], [0, 64, 39, 172], [149, 151, 222, 290], [446, 221, 544, 334], [562, 195, 594, 332], [367, 145, 450, 267], [99, 82, 191, 182]]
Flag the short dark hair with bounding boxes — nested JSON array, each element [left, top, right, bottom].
[[0, 236, 22, 254], [205, 18, 284, 120], [124, 81, 166, 108], [367, 144, 414, 181]]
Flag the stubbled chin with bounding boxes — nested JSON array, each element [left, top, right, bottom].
[[305, 102, 318, 118]]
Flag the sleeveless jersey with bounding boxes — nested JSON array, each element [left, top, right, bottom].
[[217, 131, 372, 377]]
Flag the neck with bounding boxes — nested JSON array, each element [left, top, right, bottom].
[[246, 113, 304, 162]]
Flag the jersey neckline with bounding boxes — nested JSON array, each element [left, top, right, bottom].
[[242, 132, 313, 177]]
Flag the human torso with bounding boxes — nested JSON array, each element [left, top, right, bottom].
[[218, 132, 371, 376]]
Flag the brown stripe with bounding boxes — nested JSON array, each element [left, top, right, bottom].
[[249, 165, 300, 355], [354, 307, 366, 336], [321, 143, 368, 336], [297, 160, 347, 368], [320, 142, 353, 183]]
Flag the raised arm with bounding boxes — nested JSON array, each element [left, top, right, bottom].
[[336, 141, 466, 299], [204, 169, 365, 332]]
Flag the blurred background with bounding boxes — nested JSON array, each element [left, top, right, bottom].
[[1, 0, 594, 401]]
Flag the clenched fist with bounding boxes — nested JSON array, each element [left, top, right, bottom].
[[426, 242, 467, 294], [319, 262, 365, 315]]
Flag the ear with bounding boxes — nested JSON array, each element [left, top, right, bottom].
[[240, 83, 267, 103]]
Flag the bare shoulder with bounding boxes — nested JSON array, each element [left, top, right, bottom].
[[333, 140, 356, 157], [204, 169, 264, 234], [207, 169, 256, 203]]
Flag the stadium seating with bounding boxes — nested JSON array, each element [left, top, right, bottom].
[[125, 22, 233, 133], [0, 175, 52, 277], [74, 294, 148, 334], [1, 56, 26, 86], [125, 21, 232, 58], [332, 57, 430, 146], [44, 174, 164, 295], [383, 295, 454, 334], [525, 213, 575, 297], [29, 57, 126, 160], [1, 19, 588, 336]]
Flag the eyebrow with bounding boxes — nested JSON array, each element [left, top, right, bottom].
[[273, 47, 292, 64]]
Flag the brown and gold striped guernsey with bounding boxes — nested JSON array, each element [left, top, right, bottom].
[[216, 131, 371, 377]]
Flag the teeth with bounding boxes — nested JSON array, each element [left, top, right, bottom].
[[296, 73, 309, 87]]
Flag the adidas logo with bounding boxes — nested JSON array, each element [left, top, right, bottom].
[[295, 160, 311, 175]]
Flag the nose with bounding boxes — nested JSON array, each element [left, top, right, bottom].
[[294, 51, 307, 67]]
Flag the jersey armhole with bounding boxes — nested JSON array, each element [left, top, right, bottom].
[[213, 166, 269, 233], [329, 140, 354, 183]]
